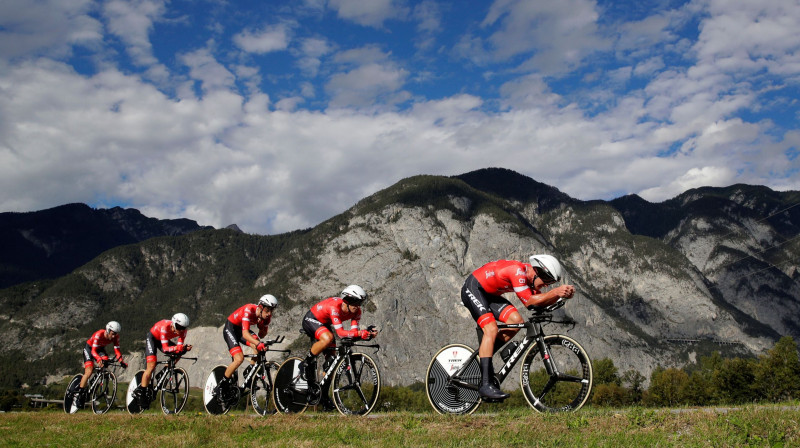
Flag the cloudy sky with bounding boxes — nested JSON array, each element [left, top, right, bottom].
[[1, 0, 798, 234]]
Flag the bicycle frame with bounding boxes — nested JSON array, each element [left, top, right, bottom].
[[152, 355, 197, 391], [450, 314, 577, 390], [315, 339, 379, 390], [240, 337, 289, 388], [89, 360, 121, 385]]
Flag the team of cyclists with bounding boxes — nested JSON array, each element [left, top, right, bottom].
[[73, 254, 572, 413]]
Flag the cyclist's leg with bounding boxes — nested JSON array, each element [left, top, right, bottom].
[[141, 362, 156, 387], [305, 331, 333, 384], [300, 312, 333, 384], [140, 332, 158, 388], [461, 276, 501, 358], [222, 321, 245, 380], [461, 276, 509, 401], [79, 344, 95, 388], [496, 307, 523, 344]]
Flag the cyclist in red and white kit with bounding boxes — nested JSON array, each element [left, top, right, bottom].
[[134, 313, 193, 403], [461, 254, 575, 401], [299, 285, 378, 408], [71, 321, 127, 411], [214, 294, 278, 398]]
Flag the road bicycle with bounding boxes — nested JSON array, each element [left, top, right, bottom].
[[273, 336, 381, 415], [203, 336, 289, 415], [426, 298, 593, 414], [125, 352, 197, 415], [63, 359, 125, 414]]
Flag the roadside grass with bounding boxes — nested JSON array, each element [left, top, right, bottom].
[[1, 404, 798, 447]]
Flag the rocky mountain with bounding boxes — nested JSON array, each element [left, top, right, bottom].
[[0, 168, 798, 391], [0, 203, 211, 288]]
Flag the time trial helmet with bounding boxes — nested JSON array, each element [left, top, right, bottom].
[[172, 313, 190, 330], [529, 254, 563, 284], [106, 321, 121, 333], [258, 294, 278, 308], [341, 285, 368, 305]]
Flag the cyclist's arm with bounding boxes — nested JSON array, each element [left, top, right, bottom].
[[113, 335, 122, 359], [242, 328, 262, 348], [522, 286, 573, 308], [89, 333, 108, 362], [333, 320, 371, 340]]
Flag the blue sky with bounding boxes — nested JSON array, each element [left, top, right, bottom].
[[1, 0, 798, 234]]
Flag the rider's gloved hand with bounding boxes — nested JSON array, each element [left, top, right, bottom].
[[359, 329, 372, 341], [256, 342, 266, 352]]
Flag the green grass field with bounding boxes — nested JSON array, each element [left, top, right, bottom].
[[1, 404, 798, 447]]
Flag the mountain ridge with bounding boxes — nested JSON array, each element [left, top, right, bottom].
[[0, 202, 211, 288], [0, 169, 798, 389]]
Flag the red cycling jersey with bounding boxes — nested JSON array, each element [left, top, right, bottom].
[[472, 260, 540, 307], [228, 303, 271, 334], [309, 297, 368, 339], [86, 329, 122, 361], [150, 319, 187, 354]]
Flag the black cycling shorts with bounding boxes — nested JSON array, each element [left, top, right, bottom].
[[461, 274, 517, 327]]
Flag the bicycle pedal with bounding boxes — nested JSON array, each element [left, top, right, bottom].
[[481, 397, 507, 403]]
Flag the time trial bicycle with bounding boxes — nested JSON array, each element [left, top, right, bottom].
[[426, 298, 593, 414], [125, 352, 197, 415], [63, 358, 125, 414], [204, 336, 289, 415], [273, 336, 381, 415]]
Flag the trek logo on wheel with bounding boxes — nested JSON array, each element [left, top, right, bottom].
[[436, 348, 468, 375]]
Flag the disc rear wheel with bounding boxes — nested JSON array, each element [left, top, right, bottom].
[[425, 344, 481, 415], [63, 374, 82, 414], [272, 357, 309, 414]]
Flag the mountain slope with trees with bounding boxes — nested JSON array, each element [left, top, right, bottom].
[[0, 168, 797, 390]]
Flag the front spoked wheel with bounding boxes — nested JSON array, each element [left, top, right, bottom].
[[520, 334, 593, 412], [331, 353, 380, 416], [160, 368, 189, 415], [90, 371, 118, 414], [250, 362, 277, 416], [425, 344, 481, 415], [272, 357, 309, 414]]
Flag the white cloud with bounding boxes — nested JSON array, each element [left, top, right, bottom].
[[233, 24, 291, 54], [1, 0, 800, 235], [326, 63, 409, 108], [295, 37, 333, 76], [480, 0, 609, 74], [180, 49, 237, 93], [102, 0, 167, 67], [0, 0, 101, 60], [639, 166, 735, 201], [328, 0, 408, 28]]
